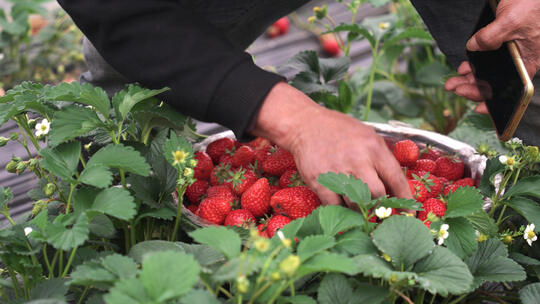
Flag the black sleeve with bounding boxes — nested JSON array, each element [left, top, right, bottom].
[[409, 0, 485, 69], [57, 0, 284, 139]]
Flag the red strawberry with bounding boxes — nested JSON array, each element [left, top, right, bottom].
[[423, 220, 431, 228], [248, 137, 271, 150], [224, 209, 256, 228], [218, 153, 234, 166], [258, 223, 269, 238], [270, 186, 321, 219], [406, 169, 428, 180], [434, 156, 464, 181], [393, 140, 420, 166], [443, 182, 472, 196], [262, 147, 296, 176], [417, 198, 446, 221], [207, 185, 237, 201], [210, 163, 232, 187], [369, 215, 378, 223], [198, 197, 232, 225], [267, 17, 290, 38], [454, 177, 475, 187], [194, 151, 214, 181], [206, 137, 235, 164], [228, 167, 258, 195], [266, 215, 291, 238], [419, 146, 442, 161], [270, 185, 281, 196], [185, 179, 209, 204], [234, 140, 242, 150], [186, 204, 199, 215], [408, 179, 429, 202], [320, 33, 341, 57], [427, 176, 446, 198], [253, 145, 271, 168], [241, 178, 271, 217], [232, 145, 255, 168], [412, 159, 436, 172], [279, 170, 304, 188]]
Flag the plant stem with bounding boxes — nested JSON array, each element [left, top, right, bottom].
[[170, 184, 187, 242], [130, 219, 136, 246], [3, 212, 16, 226], [218, 286, 233, 299], [0, 286, 8, 303], [363, 39, 380, 121], [43, 244, 54, 278], [7, 267, 22, 298], [392, 288, 413, 304], [496, 204, 508, 226], [448, 294, 468, 304], [429, 293, 436, 304], [59, 250, 64, 277], [267, 281, 288, 304], [61, 247, 78, 277], [249, 282, 271, 304], [65, 183, 76, 214], [415, 290, 426, 304], [289, 281, 295, 296], [77, 286, 89, 304]]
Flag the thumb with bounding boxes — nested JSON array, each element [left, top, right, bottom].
[[466, 17, 512, 51]]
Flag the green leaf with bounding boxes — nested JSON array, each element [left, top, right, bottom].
[[89, 214, 116, 238], [0, 187, 13, 210], [48, 105, 105, 147], [335, 228, 378, 256], [293, 72, 334, 94], [280, 295, 317, 304], [318, 205, 364, 236], [86, 143, 150, 177], [378, 197, 422, 211], [415, 61, 452, 86], [520, 283, 540, 304], [112, 85, 169, 120], [71, 260, 117, 286], [181, 289, 220, 304], [189, 226, 241, 259], [414, 247, 473, 296], [129, 240, 184, 264], [372, 216, 434, 270], [286, 50, 320, 76], [466, 210, 498, 237], [504, 176, 540, 199], [317, 273, 353, 304], [509, 252, 540, 266], [384, 27, 432, 47], [363, 81, 422, 117], [132, 102, 187, 132], [319, 56, 350, 83], [353, 254, 417, 281], [505, 197, 540, 232], [352, 283, 389, 304], [176, 243, 224, 267], [367, 0, 391, 7], [466, 239, 525, 290], [78, 164, 113, 188], [449, 112, 505, 158], [30, 278, 69, 300], [101, 254, 139, 280], [134, 208, 175, 226], [330, 23, 375, 47], [104, 278, 151, 304], [297, 252, 358, 277], [444, 187, 484, 218], [444, 217, 478, 259], [47, 213, 89, 250], [92, 187, 136, 221], [297, 235, 335, 261], [317, 172, 371, 208], [212, 257, 262, 282], [47, 82, 111, 118], [140, 251, 200, 302], [39, 141, 81, 182]]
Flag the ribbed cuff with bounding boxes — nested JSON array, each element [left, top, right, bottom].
[[207, 58, 284, 142]]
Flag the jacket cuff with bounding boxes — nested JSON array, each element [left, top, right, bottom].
[[206, 58, 284, 142]]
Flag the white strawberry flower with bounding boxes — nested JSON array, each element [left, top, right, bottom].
[[507, 137, 522, 145], [438, 224, 450, 245], [375, 206, 392, 219], [0, 53, 4, 61], [34, 119, 50, 137], [378, 22, 390, 30], [24, 227, 33, 236], [498, 154, 516, 169], [524, 224, 537, 246], [498, 155, 508, 164]]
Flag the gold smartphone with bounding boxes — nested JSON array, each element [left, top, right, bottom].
[[466, 0, 534, 141]]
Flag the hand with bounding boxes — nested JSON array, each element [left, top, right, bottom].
[[252, 82, 412, 209], [445, 0, 540, 108]]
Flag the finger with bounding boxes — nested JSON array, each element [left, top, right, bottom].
[[474, 102, 489, 114], [455, 83, 485, 102], [309, 180, 344, 206], [445, 76, 471, 91], [457, 61, 472, 75], [357, 169, 388, 199], [373, 149, 412, 199], [466, 15, 513, 51], [342, 196, 361, 212]]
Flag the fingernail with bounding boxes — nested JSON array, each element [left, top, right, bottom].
[[466, 38, 476, 51]]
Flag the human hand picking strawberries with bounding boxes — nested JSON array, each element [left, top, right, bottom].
[[251, 82, 412, 208], [445, 0, 540, 113]]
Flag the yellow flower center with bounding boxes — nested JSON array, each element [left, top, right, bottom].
[[527, 230, 536, 240], [507, 157, 515, 166], [254, 239, 270, 253], [40, 125, 47, 131], [383, 253, 392, 262], [379, 22, 390, 29], [172, 150, 188, 165]]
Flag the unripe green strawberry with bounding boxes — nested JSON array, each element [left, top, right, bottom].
[[43, 183, 56, 197], [16, 161, 28, 174], [28, 158, 38, 171], [31, 199, 48, 216], [9, 132, 18, 141], [0, 136, 8, 147], [5, 160, 18, 173]]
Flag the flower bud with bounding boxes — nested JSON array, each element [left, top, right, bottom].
[[5, 160, 18, 173], [313, 5, 327, 19], [84, 142, 92, 151], [28, 158, 38, 171], [477, 233, 488, 243], [9, 132, 18, 141], [526, 146, 539, 162], [254, 238, 270, 253], [236, 276, 249, 294], [27, 119, 37, 129], [502, 235, 513, 245], [16, 161, 28, 174], [307, 16, 316, 24], [279, 254, 300, 277], [43, 183, 56, 197], [270, 271, 281, 282], [0, 137, 8, 147], [476, 143, 490, 155]]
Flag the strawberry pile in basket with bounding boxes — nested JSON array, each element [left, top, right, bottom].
[[391, 139, 478, 228], [184, 137, 320, 238]]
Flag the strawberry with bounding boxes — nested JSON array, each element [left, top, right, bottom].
[[218, 153, 234, 166], [369, 215, 378, 223], [224, 209, 256, 228], [270, 186, 321, 219], [412, 159, 436, 173], [234, 140, 242, 150], [266, 215, 291, 238], [434, 155, 464, 181], [185, 179, 209, 204], [417, 198, 446, 221], [454, 177, 475, 187], [207, 185, 237, 201], [210, 163, 232, 186], [232, 145, 255, 168], [194, 151, 214, 181], [262, 147, 296, 176], [393, 140, 420, 166], [423, 220, 431, 228], [228, 167, 258, 195], [258, 223, 269, 238], [241, 178, 271, 217], [253, 145, 271, 169], [320, 33, 341, 57], [267, 17, 290, 38], [248, 137, 271, 150], [198, 197, 232, 225], [427, 176, 446, 198], [408, 179, 429, 202], [419, 145, 442, 161], [279, 170, 304, 188], [206, 137, 235, 164], [406, 169, 428, 179], [443, 182, 472, 196], [186, 204, 199, 215], [270, 185, 281, 196]]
